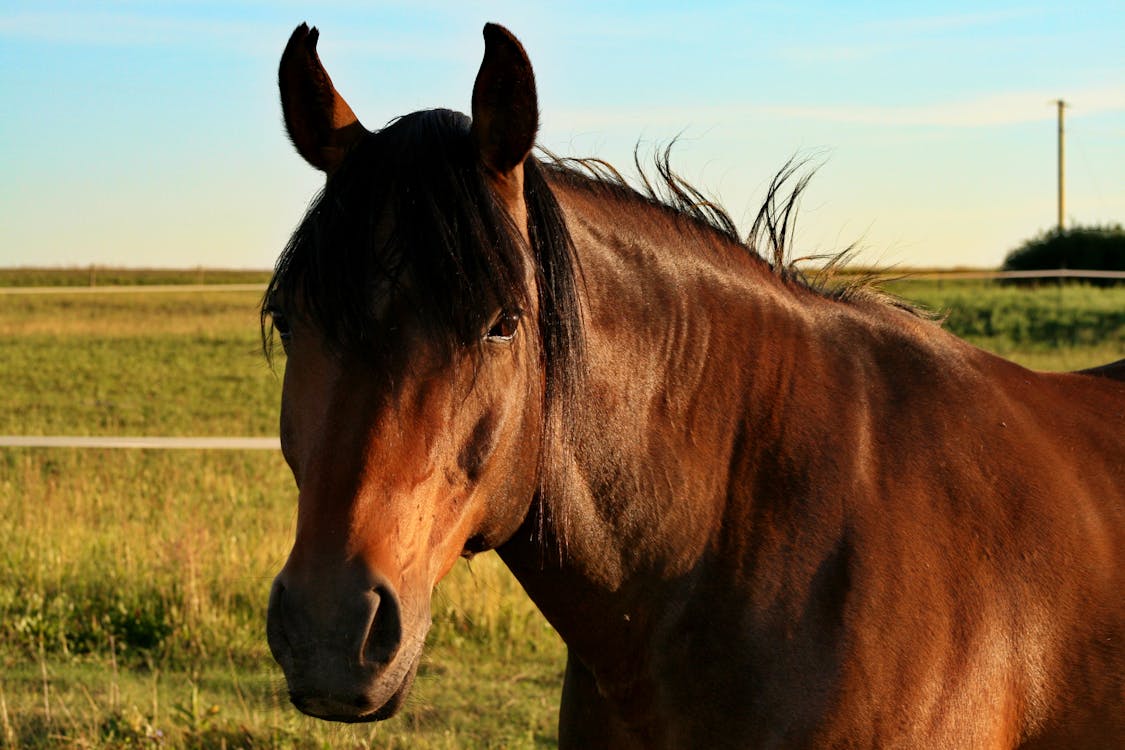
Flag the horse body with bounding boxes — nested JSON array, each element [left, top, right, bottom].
[[263, 22, 1124, 748], [499, 175, 1124, 748]]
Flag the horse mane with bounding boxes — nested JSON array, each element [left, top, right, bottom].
[[540, 147, 922, 316]]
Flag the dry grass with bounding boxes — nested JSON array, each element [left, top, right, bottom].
[[0, 291, 265, 338]]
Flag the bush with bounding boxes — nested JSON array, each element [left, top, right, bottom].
[[1002, 225, 1125, 285]]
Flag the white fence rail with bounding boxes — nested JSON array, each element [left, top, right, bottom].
[[0, 283, 267, 295], [875, 269, 1125, 281], [0, 436, 279, 450]]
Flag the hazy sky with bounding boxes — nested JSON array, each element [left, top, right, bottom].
[[2, 1, 1123, 269]]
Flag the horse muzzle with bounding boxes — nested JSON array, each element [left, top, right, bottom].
[[266, 566, 427, 722]]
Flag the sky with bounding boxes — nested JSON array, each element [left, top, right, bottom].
[[1, 1, 1123, 270]]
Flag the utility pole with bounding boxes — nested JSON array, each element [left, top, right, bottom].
[[1056, 99, 1066, 233]]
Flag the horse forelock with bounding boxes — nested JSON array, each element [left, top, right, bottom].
[[261, 107, 587, 537], [263, 109, 531, 362]]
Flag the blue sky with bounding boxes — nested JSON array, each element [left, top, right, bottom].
[[2, 1, 1123, 269]]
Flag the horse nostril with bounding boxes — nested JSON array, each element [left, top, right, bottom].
[[362, 584, 403, 667]]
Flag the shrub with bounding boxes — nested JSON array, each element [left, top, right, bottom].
[[1002, 225, 1125, 285]]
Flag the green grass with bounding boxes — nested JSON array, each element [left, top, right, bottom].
[[0, 272, 1121, 748], [0, 447, 564, 748], [1, 644, 563, 749], [0, 292, 278, 436]]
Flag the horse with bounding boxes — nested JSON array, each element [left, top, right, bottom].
[[262, 22, 1124, 748]]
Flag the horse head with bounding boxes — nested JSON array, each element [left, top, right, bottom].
[[264, 23, 552, 722]]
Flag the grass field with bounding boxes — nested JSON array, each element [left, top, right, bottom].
[[1, 271, 1122, 748]]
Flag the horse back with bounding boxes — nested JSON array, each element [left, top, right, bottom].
[[1076, 357, 1125, 382]]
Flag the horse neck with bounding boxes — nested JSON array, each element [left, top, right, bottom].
[[501, 178, 891, 659]]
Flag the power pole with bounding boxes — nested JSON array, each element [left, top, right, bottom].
[[1056, 99, 1066, 233]]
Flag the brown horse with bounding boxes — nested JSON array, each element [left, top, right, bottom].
[[263, 23, 1125, 748]]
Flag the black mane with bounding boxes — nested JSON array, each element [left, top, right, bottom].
[[541, 148, 919, 314]]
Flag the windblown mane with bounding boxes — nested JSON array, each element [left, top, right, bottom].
[[541, 147, 920, 315]]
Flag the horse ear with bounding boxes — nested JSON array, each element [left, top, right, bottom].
[[278, 23, 367, 174], [471, 24, 538, 177]]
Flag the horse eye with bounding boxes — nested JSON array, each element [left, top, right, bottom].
[[271, 310, 292, 341], [485, 311, 520, 342]]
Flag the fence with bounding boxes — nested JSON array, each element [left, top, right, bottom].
[[836, 269, 1125, 282], [0, 283, 266, 295], [0, 436, 279, 449]]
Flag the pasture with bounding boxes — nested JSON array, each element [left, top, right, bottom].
[[1, 272, 1122, 748]]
